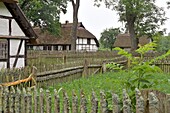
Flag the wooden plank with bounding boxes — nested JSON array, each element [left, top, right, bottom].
[[0, 15, 13, 19]]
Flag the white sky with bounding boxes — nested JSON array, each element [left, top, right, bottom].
[[60, 0, 170, 40]]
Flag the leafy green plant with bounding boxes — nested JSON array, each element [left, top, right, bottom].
[[106, 62, 124, 71], [112, 42, 170, 111]]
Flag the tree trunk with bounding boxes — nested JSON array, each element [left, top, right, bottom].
[[126, 10, 138, 51], [128, 21, 138, 51], [71, 0, 80, 51]]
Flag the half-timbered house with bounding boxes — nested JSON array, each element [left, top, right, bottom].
[[0, 0, 37, 69], [28, 21, 99, 52]]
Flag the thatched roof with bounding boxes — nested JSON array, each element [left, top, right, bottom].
[[1, 1, 37, 39], [33, 22, 99, 47], [114, 33, 151, 48]]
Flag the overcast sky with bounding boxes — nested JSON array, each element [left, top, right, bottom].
[[60, 0, 170, 39]]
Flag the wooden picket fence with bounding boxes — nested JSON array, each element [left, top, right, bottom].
[[0, 86, 169, 113]]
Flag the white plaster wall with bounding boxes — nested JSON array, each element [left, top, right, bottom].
[[12, 20, 25, 36], [33, 46, 43, 50], [0, 3, 25, 36], [0, 62, 7, 69], [0, 2, 10, 16], [10, 39, 25, 55], [90, 45, 92, 50], [10, 58, 25, 68], [77, 38, 83, 44], [82, 39, 87, 44], [0, 19, 8, 35], [91, 39, 96, 44], [39, 46, 43, 50], [76, 39, 79, 44]]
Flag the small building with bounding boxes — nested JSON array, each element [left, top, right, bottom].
[[28, 21, 99, 52], [113, 33, 151, 51], [0, 0, 37, 69]]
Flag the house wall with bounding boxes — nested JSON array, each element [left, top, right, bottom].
[[9, 39, 25, 68], [0, 2, 25, 36], [76, 38, 98, 52], [0, 3, 27, 69]]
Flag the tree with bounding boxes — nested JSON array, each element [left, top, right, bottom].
[[153, 34, 170, 53], [19, 0, 67, 35], [95, 0, 167, 51], [70, 0, 80, 51], [99, 28, 120, 51]]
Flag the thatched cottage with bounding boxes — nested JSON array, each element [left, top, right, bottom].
[[28, 21, 99, 52], [114, 33, 151, 51]]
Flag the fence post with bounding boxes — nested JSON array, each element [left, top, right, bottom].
[[80, 91, 87, 113], [102, 61, 106, 73], [63, 54, 67, 64], [82, 59, 89, 77], [165, 94, 170, 113], [90, 91, 98, 113], [63, 91, 70, 113], [22, 88, 27, 113], [39, 88, 44, 113], [149, 92, 159, 113], [0, 86, 3, 112], [34, 87, 39, 113], [54, 89, 60, 113], [9, 86, 15, 113], [100, 91, 108, 113], [4, 87, 9, 113], [112, 93, 120, 113], [27, 88, 32, 113], [135, 88, 144, 113], [46, 90, 52, 113], [72, 91, 78, 113], [123, 89, 132, 113], [15, 87, 21, 113]]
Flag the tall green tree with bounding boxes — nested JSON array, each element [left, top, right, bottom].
[[19, 0, 67, 35], [95, 0, 167, 51], [100, 28, 120, 51]]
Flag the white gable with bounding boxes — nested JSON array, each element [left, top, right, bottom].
[[0, 2, 25, 36]]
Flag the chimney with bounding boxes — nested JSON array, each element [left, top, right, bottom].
[[65, 20, 69, 24]]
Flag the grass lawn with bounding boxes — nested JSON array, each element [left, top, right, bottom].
[[46, 71, 170, 99], [40, 71, 170, 112]]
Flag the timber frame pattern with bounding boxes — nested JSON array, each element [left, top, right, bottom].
[[0, 0, 37, 68]]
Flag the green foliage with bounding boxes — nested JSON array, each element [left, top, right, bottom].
[[106, 62, 124, 71], [95, 0, 167, 50], [112, 42, 170, 111], [99, 28, 120, 51], [114, 42, 170, 89], [19, 0, 67, 36], [153, 34, 170, 53]]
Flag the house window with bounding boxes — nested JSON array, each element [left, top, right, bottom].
[[0, 41, 8, 59], [87, 39, 91, 45], [43, 46, 47, 50], [66, 45, 71, 50], [58, 46, 63, 50], [48, 46, 52, 50], [63, 45, 67, 50], [54, 45, 58, 50]]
